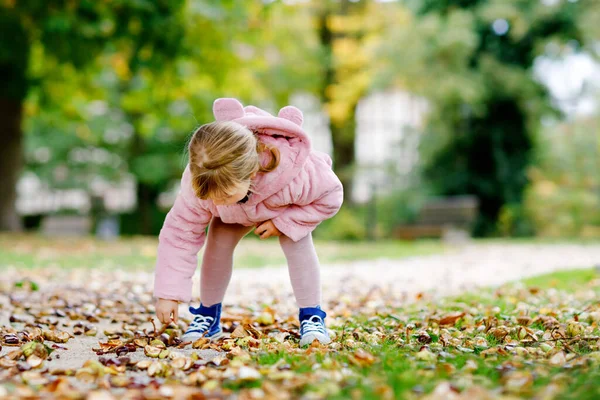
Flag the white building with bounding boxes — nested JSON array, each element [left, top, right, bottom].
[[291, 90, 428, 203]]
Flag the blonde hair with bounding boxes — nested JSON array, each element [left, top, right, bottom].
[[188, 121, 280, 200]]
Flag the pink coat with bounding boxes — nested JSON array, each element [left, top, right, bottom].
[[154, 98, 344, 302]]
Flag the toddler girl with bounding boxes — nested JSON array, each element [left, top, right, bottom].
[[153, 98, 343, 346]]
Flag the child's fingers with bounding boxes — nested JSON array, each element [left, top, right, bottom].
[[172, 307, 179, 323], [255, 223, 267, 237]]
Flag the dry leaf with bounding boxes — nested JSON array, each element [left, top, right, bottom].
[[144, 345, 161, 358], [549, 351, 566, 366], [439, 313, 466, 327], [231, 325, 249, 338], [238, 366, 261, 381]]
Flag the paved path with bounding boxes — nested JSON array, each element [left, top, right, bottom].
[[221, 242, 600, 312]]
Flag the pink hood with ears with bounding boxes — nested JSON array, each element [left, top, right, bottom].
[[211, 98, 312, 203], [153, 98, 344, 303]]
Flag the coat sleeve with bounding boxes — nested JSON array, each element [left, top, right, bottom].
[[154, 166, 213, 303], [271, 152, 344, 242]]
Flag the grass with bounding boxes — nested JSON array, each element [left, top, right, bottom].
[[0, 233, 444, 270], [244, 267, 600, 399], [521, 268, 599, 291]]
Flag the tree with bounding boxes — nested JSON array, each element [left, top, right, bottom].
[[383, 0, 590, 235], [524, 117, 600, 237], [315, 0, 399, 203], [249, 0, 401, 203], [0, 0, 184, 231]]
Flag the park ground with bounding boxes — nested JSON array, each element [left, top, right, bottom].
[[1, 235, 600, 399]]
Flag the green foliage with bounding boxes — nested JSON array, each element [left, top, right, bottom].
[[374, 186, 430, 237], [314, 206, 368, 241], [497, 202, 535, 238], [6, 0, 599, 237], [524, 119, 600, 238], [381, 0, 591, 236], [1, 0, 185, 100], [0, 9, 29, 99]]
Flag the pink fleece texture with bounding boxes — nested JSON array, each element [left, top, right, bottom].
[[153, 98, 344, 303]]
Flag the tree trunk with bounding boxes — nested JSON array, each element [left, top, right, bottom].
[[0, 98, 24, 231], [0, 11, 28, 232], [136, 181, 159, 235], [317, 1, 360, 204], [330, 107, 357, 202], [129, 123, 160, 235]]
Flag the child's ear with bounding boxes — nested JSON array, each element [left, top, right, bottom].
[[213, 98, 245, 121], [278, 106, 303, 127]]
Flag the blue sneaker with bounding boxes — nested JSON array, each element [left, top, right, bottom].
[[182, 303, 224, 341], [299, 306, 331, 346]]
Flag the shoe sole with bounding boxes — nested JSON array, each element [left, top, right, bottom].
[[300, 332, 331, 347], [181, 330, 225, 342]]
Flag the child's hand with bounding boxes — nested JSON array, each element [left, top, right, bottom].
[[156, 299, 179, 324], [255, 220, 281, 239]]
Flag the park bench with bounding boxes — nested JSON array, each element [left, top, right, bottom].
[[393, 195, 479, 240], [41, 215, 92, 236]]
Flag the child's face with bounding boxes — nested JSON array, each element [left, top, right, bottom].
[[210, 181, 251, 206]]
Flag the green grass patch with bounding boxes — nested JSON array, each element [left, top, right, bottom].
[[0, 234, 445, 270], [254, 268, 600, 399], [521, 268, 598, 292]]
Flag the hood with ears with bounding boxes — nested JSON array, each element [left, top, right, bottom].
[[212, 98, 312, 203]]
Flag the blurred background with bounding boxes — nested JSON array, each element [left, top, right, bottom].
[[1, 0, 599, 243]]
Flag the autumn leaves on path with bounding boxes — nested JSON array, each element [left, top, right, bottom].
[[1, 247, 600, 398]]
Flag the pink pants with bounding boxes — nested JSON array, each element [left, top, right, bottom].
[[200, 217, 321, 308]]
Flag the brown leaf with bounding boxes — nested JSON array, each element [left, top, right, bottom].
[[355, 348, 376, 362], [489, 326, 510, 341], [503, 371, 534, 394], [3, 334, 20, 345], [517, 316, 532, 326], [192, 338, 210, 349], [75, 367, 97, 383], [0, 357, 18, 368], [417, 331, 432, 344], [439, 313, 466, 327], [134, 338, 148, 348], [43, 329, 70, 343], [41, 376, 73, 394], [231, 325, 249, 338], [244, 323, 262, 339]]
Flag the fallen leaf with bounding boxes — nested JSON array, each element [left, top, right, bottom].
[[349, 348, 377, 367], [231, 325, 249, 338], [439, 313, 466, 327], [238, 366, 261, 381], [549, 351, 566, 366]]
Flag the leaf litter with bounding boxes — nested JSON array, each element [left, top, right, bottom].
[[1, 267, 600, 399]]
